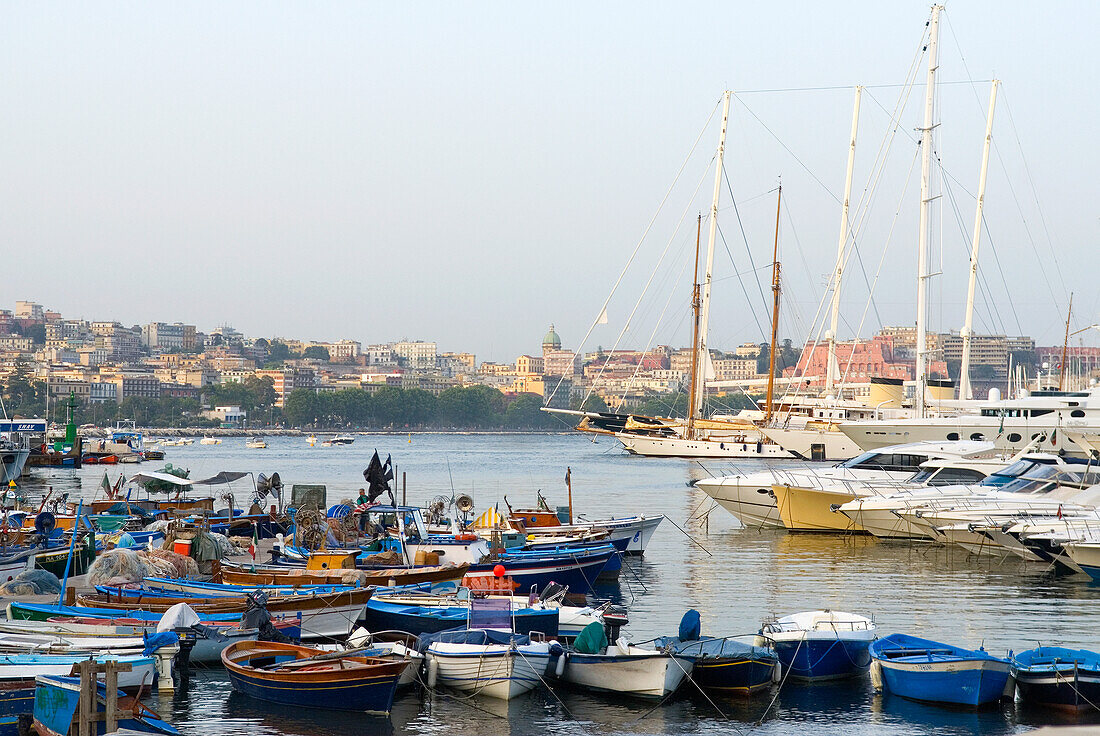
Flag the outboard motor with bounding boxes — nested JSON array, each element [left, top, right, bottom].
[[243, 592, 294, 644], [173, 630, 197, 682], [602, 605, 629, 643]]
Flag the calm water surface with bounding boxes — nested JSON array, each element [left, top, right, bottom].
[[18, 433, 1100, 735]]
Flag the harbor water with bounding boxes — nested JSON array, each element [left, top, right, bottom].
[[18, 432, 1100, 735]]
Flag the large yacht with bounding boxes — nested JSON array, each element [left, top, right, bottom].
[[837, 389, 1100, 457]]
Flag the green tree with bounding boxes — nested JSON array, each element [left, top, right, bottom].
[[504, 393, 558, 429], [24, 324, 46, 345], [303, 345, 330, 361], [438, 385, 504, 428], [570, 393, 609, 413], [2, 362, 44, 416], [284, 389, 319, 426]]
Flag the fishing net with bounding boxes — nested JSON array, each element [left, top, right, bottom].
[[144, 547, 200, 579], [0, 569, 62, 596], [87, 548, 149, 587]]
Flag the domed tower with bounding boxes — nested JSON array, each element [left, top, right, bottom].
[[542, 324, 562, 359]]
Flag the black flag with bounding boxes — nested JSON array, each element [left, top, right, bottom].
[[363, 450, 392, 503]]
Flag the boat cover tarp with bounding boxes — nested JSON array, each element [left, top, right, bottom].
[[574, 621, 607, 655], [127, 471, 194, 487], [417, 627, 531, 652], [156, 603, 202, 633], [678, 609, 701, 641], [192, 471, 249, 486], [141, 631, 180, 656], [655, 635, 774, 660]]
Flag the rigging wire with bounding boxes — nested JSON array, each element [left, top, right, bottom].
[[723, 170, 772, 323], [546, 96, 722, 407]]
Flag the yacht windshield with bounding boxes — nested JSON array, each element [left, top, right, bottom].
[[840, 451, 929, 473], [986, 464, 1061, 494]]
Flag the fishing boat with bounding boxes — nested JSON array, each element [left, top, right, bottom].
[[0, 620, 262, 664], [420, 595, 554, 700], [756, 610, 875, 681], [422, 628, 552, 700], [217, 560, 470, 587], [363, 589, 568, 638], [553, 621, 692, 699], [245, 437, 267, 449], [655, 611, 777, 695], [75, 587, 373, 639], [0, 653, 156, 692], [869, 633, 1011, 707], [504, 491, 664, 556], [1012, 646, 1100, 711], [32, 674, 178, 735], [222, 640, 407, 713]]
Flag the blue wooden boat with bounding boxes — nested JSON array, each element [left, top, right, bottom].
[[656, 611, 776, 695], [869, 633, 1011, 707], [465, 544, 617, 594], [1013, 646, 1100, 711], [362, 594, 559, 637], [32, 674, 178, 735], [222, 640, 406, 713], [756, 610, 876, 681]]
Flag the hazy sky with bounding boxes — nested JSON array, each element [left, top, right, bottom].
[[4, 2, 1097, 362]]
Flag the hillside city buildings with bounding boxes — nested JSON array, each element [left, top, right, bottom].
[[0, 299, 1091, 426]]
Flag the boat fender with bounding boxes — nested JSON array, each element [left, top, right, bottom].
[[869, 660, 883, 691], [426, 656, 439, 689], [454, 533, 478, 542], [555, 651, 567, 678], [772, 661, 782, 683]]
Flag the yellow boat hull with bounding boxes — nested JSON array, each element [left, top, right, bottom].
[[771, 484, 868, 533]]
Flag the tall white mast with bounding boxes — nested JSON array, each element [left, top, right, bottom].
[[958, 79, 999, 401], [691, 90, 731, 427], [914, 5, 942, 417], [825, 86, 863, 397]]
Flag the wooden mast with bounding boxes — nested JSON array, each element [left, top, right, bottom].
[[686, 214, 703, 439], [1059, 293, 1073, 391], [766, 184, 782, 423]]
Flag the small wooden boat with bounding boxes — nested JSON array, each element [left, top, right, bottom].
[[869, 633, 1011, 707], [76, 586, 373, 640], [1012, 646, 1100, 711], [552, 621, 691, 699], [218, 561, 470, 587], [0, 653, 156, 692], [656, 610, 776, 695], [222, 640, 407, 713], [32, 674, 178, 735], [423, 628, 552, 700], [363, 592, 559, 637], [756, 610, 875, 681]]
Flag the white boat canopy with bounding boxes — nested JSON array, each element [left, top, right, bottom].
[[127, 471, 194, 487]]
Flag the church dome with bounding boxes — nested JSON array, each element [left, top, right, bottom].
[[542, 324, 562, 349]]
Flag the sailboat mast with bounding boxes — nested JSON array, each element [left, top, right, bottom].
[[959, 79, 999, 402], [825, 86, 862, 396], [1059, 293, 1073, 391], [915, 4, 943, 417], [693, 90, 732, 425], [686, 214, 703, 438], [766, 185, 782, 423]]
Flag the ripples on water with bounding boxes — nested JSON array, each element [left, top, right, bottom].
[[18, 433, 1100, 734]]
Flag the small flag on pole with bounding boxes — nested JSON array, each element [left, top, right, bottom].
[[597, 308, 609, 325], [249, 522, 258, 560]]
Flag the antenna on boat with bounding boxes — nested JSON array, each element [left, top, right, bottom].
[[691, 90, 732, 435], [766, 183, 782, 424], [959, 79, 1000, 401], [825, 86, 862, 397], [1059, 294, 1074, 391], [687, 214, 703, 439], [914, 4, 943, 417]]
